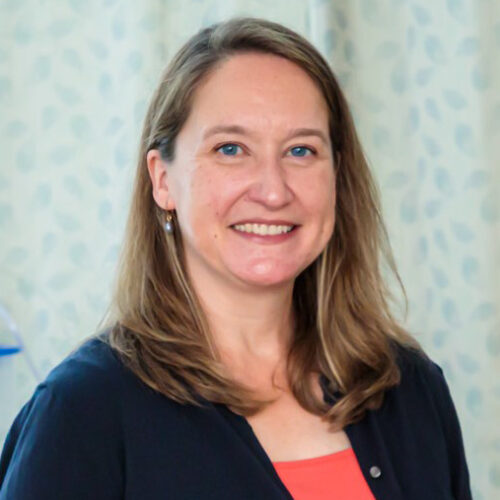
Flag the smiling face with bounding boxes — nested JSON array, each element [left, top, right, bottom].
[[150, 52, 336, 291]]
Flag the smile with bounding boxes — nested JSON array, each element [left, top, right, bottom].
[[231, 223, 295, 236]]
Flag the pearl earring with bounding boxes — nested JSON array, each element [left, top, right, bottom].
[[164, 211, 174, 233]]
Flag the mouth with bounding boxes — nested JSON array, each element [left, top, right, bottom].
[[229, 222, 298, 236]]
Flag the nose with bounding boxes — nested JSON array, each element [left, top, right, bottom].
[[246, 155, 294, 208]]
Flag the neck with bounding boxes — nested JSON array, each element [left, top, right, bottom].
[[187, 261, 295, 366]]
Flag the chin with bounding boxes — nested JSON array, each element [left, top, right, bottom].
[[231, 261, 300, 288]]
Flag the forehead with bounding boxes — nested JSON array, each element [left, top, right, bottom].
[[184, 52, 330, 132]]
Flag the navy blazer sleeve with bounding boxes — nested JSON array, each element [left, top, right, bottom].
[[0, 357, 124, 499]]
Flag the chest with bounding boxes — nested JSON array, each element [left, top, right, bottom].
[[118, 387, 457, 500], [245, 391, 352, 461]]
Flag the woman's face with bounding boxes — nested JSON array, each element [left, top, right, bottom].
[[150, 52, 336, 290]]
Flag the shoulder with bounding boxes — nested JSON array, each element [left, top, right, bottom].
[[392, 342, 444, 386], [0, 333, 128, 497], [386, 342, 461, 432], [40, 332, 129, 411]]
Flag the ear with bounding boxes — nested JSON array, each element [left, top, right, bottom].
[[146, 149, 176, 210]]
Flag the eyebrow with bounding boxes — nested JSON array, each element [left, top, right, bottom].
[[202, 124, 329, 146]]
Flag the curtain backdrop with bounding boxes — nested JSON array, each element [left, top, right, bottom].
[[1, 1, 499, 497]]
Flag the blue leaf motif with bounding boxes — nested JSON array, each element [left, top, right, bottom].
[[424, 98, 441, 121], [33, 184, 52, 207], [423, 136, 441, 157], [55, 84, 80, 105], [90, 167, 110, 186], [324, 29, 337, 53], [0, 77, 12, 99], [61, 302, 78, 324], [63, 175, 83, 198], [431, 267, 448, 288], [486, 331, 500, 356], [447, 0, 468, 22], [5, 247, 28, 266], [432, 329, 448, 348], [33, 56, 51, 80], [465, 169, 488, 189], [457, 353, 479, 374], [127, 51, 143, 72], [55, 213, 80, 232], [344, 40, 356, 65], [425, 36, 445, 64], [99, 201, 112, 224], [105, 117, 124, 135], [424, 199, 441, 218], [434, 167, 452, 194], [412, 5, 431, 25], [34, 310, 49, 333], [462, 256, 479, 285], [50, 146, 73, 165], [480, 193, 499, 223], [400, 192, 417, 223], [99, 73, 112, 98], [456, 37, 479, 56], [415, 67, 433, 86], [0, 203, 12, 226], [105, 244, 120, 263], [433, 229, 448, 253], [465, 387, 482, 416], [88, 40, 108, 59], [70, 115, 91, 140], [470, 302, 496, 321], [490, 465, 500, 488], [5, 120, 27, 137], [42, 106, 58, 128], [442, 298, 460, 326], [112, 15, 126, 40], [16, 146, 32, 172], [451, 221, 474, 242], [62, 48, 82, 70], [42, 232, 57, 255], [335, 9, 348, 30], [442, 89, 466, 109], [17, 277, 34, 300], [69, 242, 88, 265], [406, 106, 419, 133], [418, 236, 428, 260], [390, 60, 407, 93], [455, 124, 476, 156], [471, 65, 488, 91]]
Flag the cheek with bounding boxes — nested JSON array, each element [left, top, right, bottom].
[[187, 169, 238, 240], [297, 166, 336, 218]]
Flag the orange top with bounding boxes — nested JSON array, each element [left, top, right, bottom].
[[273, 447, 376, 500]]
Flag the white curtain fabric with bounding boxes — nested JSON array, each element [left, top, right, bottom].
[[1, 1, 499, 497]]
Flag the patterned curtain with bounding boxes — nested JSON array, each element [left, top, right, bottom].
[[1, 1, 498, 497]]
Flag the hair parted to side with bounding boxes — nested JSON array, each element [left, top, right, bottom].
[[103, 17, 422, 428]]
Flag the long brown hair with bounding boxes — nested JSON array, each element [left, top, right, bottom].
[[102, 17, 421, 429]]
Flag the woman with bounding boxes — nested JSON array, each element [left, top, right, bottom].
[[0, 17, 471, 500]]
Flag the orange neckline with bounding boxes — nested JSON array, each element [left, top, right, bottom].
[[273, 447, 354, 469]]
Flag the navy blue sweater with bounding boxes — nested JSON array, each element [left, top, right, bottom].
[[0, 335, 472, 499]]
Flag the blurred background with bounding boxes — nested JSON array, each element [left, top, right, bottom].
[[1, 0, 499, 497]]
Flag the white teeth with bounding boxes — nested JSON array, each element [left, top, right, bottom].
[[233, 223, 294, 235]]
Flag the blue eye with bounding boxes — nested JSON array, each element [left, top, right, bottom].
[[289, 146, 314, 157], [217, 143, 242, 156]]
